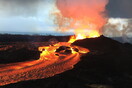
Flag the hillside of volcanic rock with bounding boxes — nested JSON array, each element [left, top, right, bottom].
[[73, 35, 132, 75], [1, 35, 132, 88]]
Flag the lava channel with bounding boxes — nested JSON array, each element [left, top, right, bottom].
[[0, 42, 89, 86]]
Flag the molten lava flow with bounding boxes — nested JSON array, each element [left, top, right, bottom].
[[0, 41, 89, 86], [0, 0, 109, 85], [39, 42, 89, 57]]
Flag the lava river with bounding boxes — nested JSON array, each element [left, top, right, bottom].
[[0, 42, 89, 86]]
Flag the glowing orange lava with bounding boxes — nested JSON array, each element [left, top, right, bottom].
[[68, 30, 100, 43], [0, 42, 89, 86], [0, 26, 100, 86]]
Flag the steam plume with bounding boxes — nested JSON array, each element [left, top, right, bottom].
[[54, 0, 109, 35], [103, 18, 132, 43]]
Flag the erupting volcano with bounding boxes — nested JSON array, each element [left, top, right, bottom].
[[0, 0, 109, 86], [0, 0, 132, 87]]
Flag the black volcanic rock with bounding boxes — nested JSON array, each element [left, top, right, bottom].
[[73, 35, 132, 72], [72, 35, 132, 87], [1, 35, 132, 88], [56, 46, 72, 54], [0, 45, 40, 64], [73, 35, 122, 52], [0, 34, 69, 42]]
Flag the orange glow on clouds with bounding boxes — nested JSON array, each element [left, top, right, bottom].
[[54, 0, 108, 38]]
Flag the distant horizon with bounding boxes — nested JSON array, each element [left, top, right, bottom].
[[0, 30, 74, 36], [0, 32, 131, 44]]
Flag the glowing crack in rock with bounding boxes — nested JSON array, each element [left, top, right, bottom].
[[0, 42, 89, 86]]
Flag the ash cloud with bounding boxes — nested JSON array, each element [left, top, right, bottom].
[[104, 0, 132, 43], [103, 18, 132, 43]]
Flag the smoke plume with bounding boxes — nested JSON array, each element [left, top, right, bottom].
[[54, 0, 109, 35], [103, 18, 132, 43]]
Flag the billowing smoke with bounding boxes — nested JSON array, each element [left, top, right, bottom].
[[103, 18, 132, 43], [54, 0, 109, 35]]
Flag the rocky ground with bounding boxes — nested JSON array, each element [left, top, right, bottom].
[[0, 35, 132, 88]]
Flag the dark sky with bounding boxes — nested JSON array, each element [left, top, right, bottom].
[[107, 0, 132, 18]]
